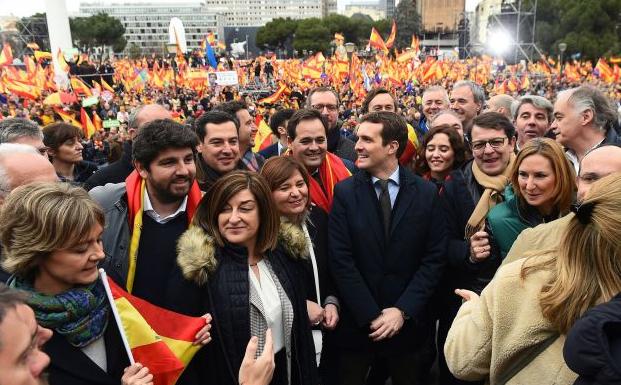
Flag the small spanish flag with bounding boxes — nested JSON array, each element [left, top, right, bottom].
[[368, 27, 388, 53], [252, 114, 274, 153], [100, 270, 206, 385], [80, 107, 96, 138], [0, 44, 13, 66], [398, 124, 420, 166], [385, 20, 397, 49]]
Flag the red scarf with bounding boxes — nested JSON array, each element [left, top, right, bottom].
[[308, 152, 351, 213]]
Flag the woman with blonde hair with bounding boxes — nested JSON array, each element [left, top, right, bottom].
[[172, 170, 318, 385], [486, 137, 576, 257], [445, 172, 621, 385], [0, 182, 152, 385]]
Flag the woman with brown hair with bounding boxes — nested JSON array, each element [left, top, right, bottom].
[[445, 173, 621, 385], [173, 170, 318, 385], [485, 138, 576, 257], [42, 122, 98, 184], [260, 156, 339, 383], [414, 124, 467, 190], [0, 182, 152, 385]]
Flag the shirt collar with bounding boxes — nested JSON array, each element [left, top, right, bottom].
[[371, 166, 400, 186], [143, 188, 188, 224]]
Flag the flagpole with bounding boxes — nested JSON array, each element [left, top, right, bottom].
[[99, 268, 136, 365]]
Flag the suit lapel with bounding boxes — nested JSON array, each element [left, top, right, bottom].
[[390, 168, 418, 235], [45, 331, 116, 385]]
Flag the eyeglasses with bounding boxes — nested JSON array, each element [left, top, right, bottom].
[[471, 137, 508, 153], [311, 104, 338, 112]]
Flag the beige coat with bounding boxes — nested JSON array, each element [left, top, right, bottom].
[[503, 214, 574, 265], [444, 257, 577, 385]]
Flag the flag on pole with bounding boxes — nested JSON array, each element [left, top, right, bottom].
[[368, 27, 388, 52], [385, 20, 397, 49], [56, 49, 70, 73], [80, 107, 96, 138], [100, 269, 206, 385]]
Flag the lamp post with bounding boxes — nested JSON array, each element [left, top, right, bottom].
[[345, 42, 356, 75], [558, 42, 567, 75], [436, 22, 444, 58], [166, 43, 178, 96]]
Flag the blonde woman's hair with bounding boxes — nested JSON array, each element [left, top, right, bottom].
[[0, 182, 105, 279], [521, 173, 621, 334], [511, 138, 576, 215]]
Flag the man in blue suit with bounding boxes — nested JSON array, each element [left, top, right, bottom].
[[329, 112, 446, 385], [259, 109, 295, 159]]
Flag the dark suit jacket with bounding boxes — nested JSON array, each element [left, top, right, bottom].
[[328, 167, 446, 352], [45, 319, 129, 385], [258, 143, 279, 159]]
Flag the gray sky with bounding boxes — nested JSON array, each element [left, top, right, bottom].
[[2, 0, 482, 18]]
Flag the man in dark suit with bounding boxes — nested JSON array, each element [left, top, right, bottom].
[[329, 112, 446, 385], [259, 109, 295, 159]]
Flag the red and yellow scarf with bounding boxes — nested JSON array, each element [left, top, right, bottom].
[[125, 170, 202, 293], [308, 152, 351, 213]]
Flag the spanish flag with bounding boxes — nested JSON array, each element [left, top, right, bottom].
[[80, 107, 96, 138], [34, 50, 53, 62], [252, 114, 274, 152], [385, 20, 397, 49], [398, 124, 420, 166], [53, 106, 82, 128], [100, 270, 206, 385], [0, 44, 13, 66], [309, 152, 351, 212], [56, 49, 70, 73], [368, 27, 388, 52], [257, 82, 287, 105]]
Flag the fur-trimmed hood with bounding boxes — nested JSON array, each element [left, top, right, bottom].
[[177, 221, 309, 286]]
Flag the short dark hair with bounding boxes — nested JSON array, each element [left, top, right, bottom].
[[194, 110, 240, 142], [0, 118, 43, 144], [132, 119, 199, 170], [0, 284, 27, 350], [269, 109, 295, 136], [213, 101, 248, 118], [361, 88, 397, 114], [42, 122, 83, 151], [306, 87, 340, 108], [415, 124, 467, 175], [286, 109, 328, 140], [359, 112, 408, 158], [193, 171, 279, 254], [472, 112, 516, 139]]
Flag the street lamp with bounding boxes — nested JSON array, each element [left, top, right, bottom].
[[435, 22, 444, 57], [558, 42, 567, 74], [345, 42, 355, 59]]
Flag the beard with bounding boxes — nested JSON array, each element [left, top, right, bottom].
[[147, 174, 193, 204]]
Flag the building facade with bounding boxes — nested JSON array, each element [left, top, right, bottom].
[[343, 1, 386, 20], [322, 0, 338, 18], [416, 0, 466, 33], [78, 2, 224, 55], [205, 0, 322, 27]]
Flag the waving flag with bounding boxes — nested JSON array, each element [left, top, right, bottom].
[[56, 49, 70, 73], [100, 270, 206, 385], [0, 44, 13, 66], [385, 20, 397, 49], [80, 107, 96, 138], [369, 27, 388, 52]]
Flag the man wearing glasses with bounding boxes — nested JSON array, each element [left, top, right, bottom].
[[436, 111, 516, 385], [0, 118, 49, 157], [306, 87, 357, 162]]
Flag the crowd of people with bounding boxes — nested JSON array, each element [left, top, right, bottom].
[[1, 54, 621, 385]]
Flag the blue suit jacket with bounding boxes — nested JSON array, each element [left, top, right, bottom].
[[258, 143, 279, 159], [328, 167, 447, 352]]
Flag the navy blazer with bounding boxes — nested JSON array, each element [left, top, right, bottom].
[[258, 142, 280, 159], [328, 167, 447, 352]]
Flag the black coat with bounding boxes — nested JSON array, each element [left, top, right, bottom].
[[45, 317, 129, 385], [328, 167, 447, 352], [259, 143, 280, 159], [168, 235, 319, 385], [303, 205, 336, 304], [564, 292, 621, 385], [84, 141, 134, 191]]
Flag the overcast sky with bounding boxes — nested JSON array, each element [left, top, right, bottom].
[[1, 0, 482, 18]]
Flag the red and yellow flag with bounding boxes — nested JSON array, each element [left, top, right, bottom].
[[385, 20, 397, 49], [100, 77, 115, 92], [34, 50, 53, 62], [53, 107, 82, 128], [399, 124, 420, 166], [0, 44, 13, 66], [80, 107, 96, 138], [102, 273, 206, 385], [56, 49, 70, 73], [257, 82, 287, 105], [369, 27, 388, 52], [252, 114, 274, 152], [71, 77, 93, 96]]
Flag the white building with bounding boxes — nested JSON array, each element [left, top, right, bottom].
[[322, 0, 338, 18], [78, 1, 224, 55], [205, 0, 322, 27], [342, 2, 386, 20]]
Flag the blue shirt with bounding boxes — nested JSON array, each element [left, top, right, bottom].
[[371, 166, 400, 208]]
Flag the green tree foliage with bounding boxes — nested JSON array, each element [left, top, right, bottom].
[[70, 12, 126, 53], [256, 17, 299, 50], [394, 0, 422, 48], [293, 18, 331, 53], [536, 0, 621, 61]]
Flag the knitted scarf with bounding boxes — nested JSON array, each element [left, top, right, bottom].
[[11, 278, 109, 348], [465, 153, 516, 239], [307, 152, 351, 213]]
